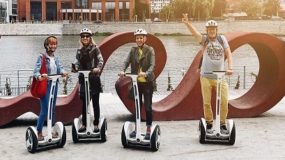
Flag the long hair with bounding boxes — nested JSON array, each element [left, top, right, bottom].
[[79, 37, 97, 48]]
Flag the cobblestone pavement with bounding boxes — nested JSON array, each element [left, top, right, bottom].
[[1, 93, 285, 160]]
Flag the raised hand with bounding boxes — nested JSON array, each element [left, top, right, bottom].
[[182, 13, 189, 23]]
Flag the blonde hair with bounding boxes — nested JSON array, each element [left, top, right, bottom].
[[47, 36, 57, 45], [79, 37, 96, 48]]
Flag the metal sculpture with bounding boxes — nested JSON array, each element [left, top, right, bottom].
[[0, 32, 285, 126]]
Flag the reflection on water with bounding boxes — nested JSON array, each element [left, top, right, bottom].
[[0, 35, 260, 95]]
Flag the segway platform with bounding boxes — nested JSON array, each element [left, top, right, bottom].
[[120, 74, 161, 151], [26, 75, 66, 153]]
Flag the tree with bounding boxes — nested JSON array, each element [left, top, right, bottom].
[[159, 5, 173, 21], [135, 0, 150, 21], [238, 0, 261, 17], [171, 0, 192, 21], [264, 0, 281, 16], [159, 0, 227, 21], [193, 0, 215, 20], [212, 0, 227, 17]]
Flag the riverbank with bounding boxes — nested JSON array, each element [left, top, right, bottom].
[[0, 20, 285, 36]]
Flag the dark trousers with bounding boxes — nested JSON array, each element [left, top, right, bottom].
[[138, 82, 153, 126], [81, 93, 100, 126], [79, 73, 102, 126]]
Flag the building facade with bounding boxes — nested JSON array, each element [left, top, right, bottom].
[[0, 0, 17, 23], [17, 0, 138, 22], [150, 0, 171, 13]]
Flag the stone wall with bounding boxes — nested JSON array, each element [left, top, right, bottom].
[[1, 20, 285, 36], [0, 23, 62, 35]]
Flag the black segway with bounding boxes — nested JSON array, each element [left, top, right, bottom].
[[26, 74, 66, 153], [121, 74, 161, 151], [198, 71, 236, 145], [72, 70, 107, 143]]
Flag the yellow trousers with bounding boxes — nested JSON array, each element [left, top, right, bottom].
[[200, 76, 228, 125]]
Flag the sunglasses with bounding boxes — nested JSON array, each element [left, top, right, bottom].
[[81, 34, 91, 38]]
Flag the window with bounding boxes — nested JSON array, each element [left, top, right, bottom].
[[92, 2, 101, 10], [76, 0, 88, 8]]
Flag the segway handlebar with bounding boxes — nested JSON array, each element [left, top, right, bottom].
[[203, 71, 226, 75], [123, 73, 138, 81], [47, 74, 63, 81]]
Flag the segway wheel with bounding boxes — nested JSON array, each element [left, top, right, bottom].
[[72, 122, 79, 143], [228, 122, 236, 145], [100, 119, 107, 142], [25, 127, 38, 153], [199, 120, 206, 144], [151, 125, 161, 152], [58, 126, 66, 148], [121, 125, 128, 148]]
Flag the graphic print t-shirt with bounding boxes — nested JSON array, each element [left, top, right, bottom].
[[200, 35, 229, 79]]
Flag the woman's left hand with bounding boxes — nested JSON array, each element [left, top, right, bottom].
[[62, 72, 68, 77], [138, 72, 146, 77], [92, 68, 101, 73]]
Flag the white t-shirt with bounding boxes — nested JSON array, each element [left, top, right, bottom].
[[47, 55, 57, 75], [200, 35, 229, 79]]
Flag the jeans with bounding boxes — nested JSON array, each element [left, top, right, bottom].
[[138, 82, 153, 126], [200, 76, 228, 125], [37, 80, 58, 133]]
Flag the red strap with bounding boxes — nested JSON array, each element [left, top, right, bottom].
[[40, 54, 47, 74]]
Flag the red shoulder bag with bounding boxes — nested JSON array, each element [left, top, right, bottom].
[[30, 54, 48, 98]]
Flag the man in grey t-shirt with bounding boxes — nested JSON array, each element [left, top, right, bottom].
[[182, 14, 233, 134]]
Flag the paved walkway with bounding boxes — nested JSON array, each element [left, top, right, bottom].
[[1, 93, 285, 160]]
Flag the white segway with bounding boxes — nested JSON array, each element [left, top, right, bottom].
[[199, 71, 236, 145], [121, 74, 161, 151], [26, 74, 66, 153], [72, 70, 107, 143]]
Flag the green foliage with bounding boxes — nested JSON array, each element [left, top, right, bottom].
[[212, 0, 227, 17], [238, 0, 259, 17], [159, 0, 227, 21], [158, 0, 282, 21], [263, 0, 281, 16], [159, 5, 173, 21], [135, 0, 150, 21]]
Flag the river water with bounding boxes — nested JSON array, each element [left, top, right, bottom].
[[0, 35, 265, 96]]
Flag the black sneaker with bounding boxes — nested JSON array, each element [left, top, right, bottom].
[[220, 124, 229, 134], [206, 122, 213, 134], [129, 131, 136, 138], [144, 133, 150, 140], [93, 127, 99, 133], [78, 126, 86, 133], [206, 123, 212, 129]]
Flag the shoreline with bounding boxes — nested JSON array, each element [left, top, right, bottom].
[[1, 20, 285, 36], [1, 32, 284, 37]]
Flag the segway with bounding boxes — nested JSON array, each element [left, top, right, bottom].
[[26, 74, 66, 153], [198, 71, 236, 145], [72, 70, 107, 143], [121, 74, 161, 151]]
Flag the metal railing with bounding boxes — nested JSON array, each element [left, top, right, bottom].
[[0, 66, 257, 97]]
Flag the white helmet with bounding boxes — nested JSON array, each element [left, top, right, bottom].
[[80, 28, 92, 35], [134, 28, 147, 36], [205, 20, 218, 28]]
